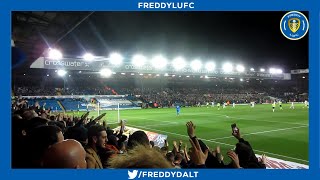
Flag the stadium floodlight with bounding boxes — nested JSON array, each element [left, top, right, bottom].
[[222, 63, 233, 72], [151, 55, 168, 69], [109, 52, 123, 65], [99, 68, 112, 77], [240, 78, 244, 82], [250, 68, 254, 71], [205, 62, 216, 71], [190, 60, 202, 71], [48, 48, 63, 60], [83, 53, 95, 61], [236, 65, 245, 72], [57, 69, 67, 77], [260, 68, 265, 72], [132, 54, 146, 66], [269, 68, 277, 74], [172, 57, 186, 70]]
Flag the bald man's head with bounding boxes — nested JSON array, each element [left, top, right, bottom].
[[42, 139, 87, 169], [22, 110, 38, 120]]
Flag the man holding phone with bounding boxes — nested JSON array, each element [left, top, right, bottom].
[[230, 124, 266, 168]]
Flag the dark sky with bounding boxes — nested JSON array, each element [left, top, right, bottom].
[[43, 11, 310, 70]]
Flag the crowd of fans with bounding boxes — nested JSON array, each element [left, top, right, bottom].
[[14, 86, 115, 96], [14, 85, 307, 107], [12, 99, 267, 169], [133, 88, 266, 106], [14, 86, 56, 96]]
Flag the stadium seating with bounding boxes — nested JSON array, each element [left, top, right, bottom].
[[59, 98, 89, 111], [27, 98, 63, 111]]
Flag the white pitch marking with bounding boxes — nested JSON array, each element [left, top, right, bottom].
[[211, 125, 308, 140]]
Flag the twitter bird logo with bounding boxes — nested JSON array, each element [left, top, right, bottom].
[[128, 170, 138, 179]]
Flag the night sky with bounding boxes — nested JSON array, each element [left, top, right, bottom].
[[19, 11, 310, 71]]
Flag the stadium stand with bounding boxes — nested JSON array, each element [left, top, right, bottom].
[[14, 85, 307, 108]]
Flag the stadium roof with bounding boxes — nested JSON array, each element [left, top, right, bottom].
[[12, 12, 93, 71]]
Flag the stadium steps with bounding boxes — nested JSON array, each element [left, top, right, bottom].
[[130, 100, 141, 107], [57, 100, 66, 112]]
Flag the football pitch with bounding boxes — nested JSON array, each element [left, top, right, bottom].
[[68, 104, 309, 164]]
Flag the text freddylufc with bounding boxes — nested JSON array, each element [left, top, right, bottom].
[[137, 2, 195, 9]]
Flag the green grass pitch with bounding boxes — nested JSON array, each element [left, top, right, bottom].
[[67, 104, 308, 165]]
